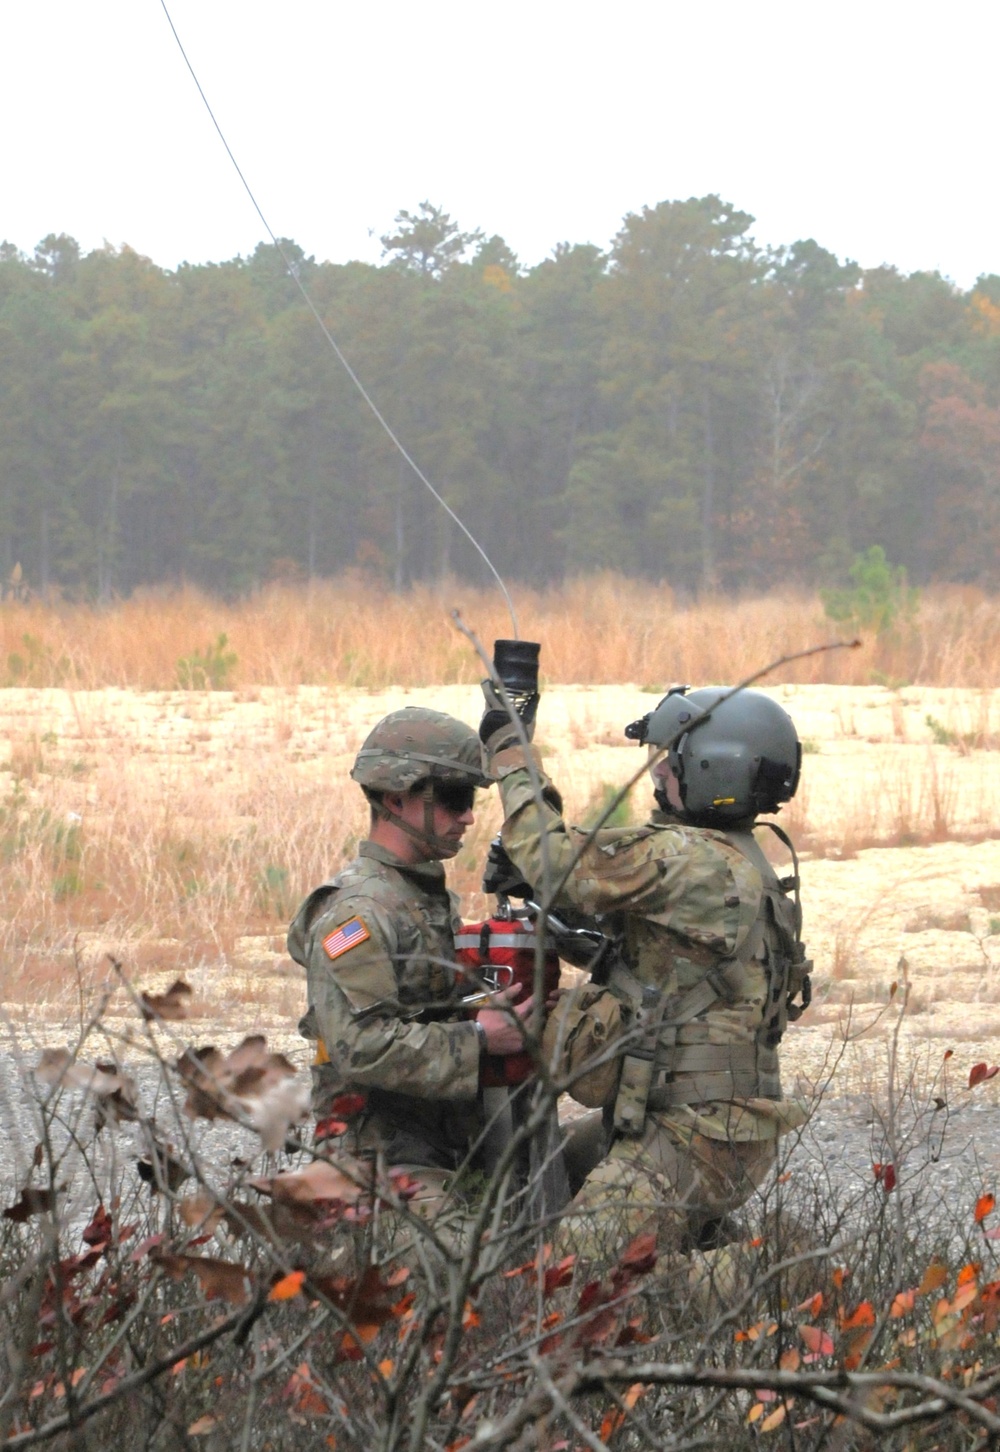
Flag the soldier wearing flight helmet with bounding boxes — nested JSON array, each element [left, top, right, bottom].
[[480, 678, 812, 1258]]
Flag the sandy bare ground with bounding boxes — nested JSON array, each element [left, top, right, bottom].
[[2, 683, 1000, 1107]]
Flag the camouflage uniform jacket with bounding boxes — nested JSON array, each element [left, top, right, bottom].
[[492, 747, 808, 1143], [287, 841, 482, 1170]]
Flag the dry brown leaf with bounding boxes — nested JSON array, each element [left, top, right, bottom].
[[240, 1078, 311, 1153], [220, 1200, 323, 1246], [36, 1049, 132, 1101], [175, 1037, 305, 1147], [140, 979, 193, 1021], [3, 1187, 59, 1222], [250, 1157, 373, 1209], [136, 1134, 191, 1194], [179, 1192, 226, 1234], [152, 1250, 251, 1305]]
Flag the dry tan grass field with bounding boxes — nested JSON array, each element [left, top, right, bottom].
[[2, 675, 999, 1109]]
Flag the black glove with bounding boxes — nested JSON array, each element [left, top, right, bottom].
[[479, 678, 540, 747], [482, 835, 533, 899]]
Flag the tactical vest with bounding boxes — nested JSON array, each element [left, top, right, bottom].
[[610, 822, 811, 1134]]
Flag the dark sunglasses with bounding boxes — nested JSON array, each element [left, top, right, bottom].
[[433, 780, 477, 815]]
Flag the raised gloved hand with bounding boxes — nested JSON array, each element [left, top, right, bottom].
[[479, 638, 541, 748], [478, 678, 539, 748]]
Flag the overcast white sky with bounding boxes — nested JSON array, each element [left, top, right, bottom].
[[3, 0, 998, 287]]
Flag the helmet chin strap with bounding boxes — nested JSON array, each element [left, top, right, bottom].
[[376, 783, 460, 861]]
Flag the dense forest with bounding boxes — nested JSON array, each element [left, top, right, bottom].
[[2, 196, 998, 599]]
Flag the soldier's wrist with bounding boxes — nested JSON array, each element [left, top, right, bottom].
[[473, 1019, 488, 1055]]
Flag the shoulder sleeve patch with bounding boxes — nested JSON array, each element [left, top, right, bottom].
[[322, 916, 371, 961]]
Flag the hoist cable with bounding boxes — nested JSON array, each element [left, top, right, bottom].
[[158, 0, 520, 637]]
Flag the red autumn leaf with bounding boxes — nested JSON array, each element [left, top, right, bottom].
[[542, 1255, 576, 1297], [576, 1280, 604, 1313], [381, 1170, 419, 1206], [873, 1162, 897, 1192], [502, 1255, 537, 1280], [796, 1291, 824, 1316], [831, 1267, 849, 1290], [329, 1093, 366, 1118], [598, 1382, 645, 1442], [80, 1202, 112, 1248], [799, 1324, 834, 1356], [958, 1261, 980, 1286], [969, 1062, 999, 1088], [269, 1270, 306, 1302], [841, 1301, 875, 1330], [618, 1232, 658, 1276], [283, 1362, 329, 1415], [615, 1318, 652, 1347], [890, 1289, 916, 1317], [313, 1264, 407, 1336], [578, 1306, 618, 1347], [314, 1117, 348, 1142], [975, 1193, 997, 1223]]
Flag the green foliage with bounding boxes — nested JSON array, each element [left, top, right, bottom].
[[257, 863, 291, 916], [2, 210, 1000, 596], [821, 546, 919, 637], [926, 713, 958, 746], [176, 633, 237, 691], [5, 633, 69, 686]]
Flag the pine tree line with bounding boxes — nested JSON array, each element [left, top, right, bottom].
[[2, 197, 998, 598]]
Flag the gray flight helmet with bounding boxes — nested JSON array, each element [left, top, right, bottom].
[[638, 687, 801, 821]]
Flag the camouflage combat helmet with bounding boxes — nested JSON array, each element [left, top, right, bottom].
[[351, 708, 492, 794], [628, 687, 800, 822]]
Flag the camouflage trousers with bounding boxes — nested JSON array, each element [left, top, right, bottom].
[[556, 1112, 776, 1262]]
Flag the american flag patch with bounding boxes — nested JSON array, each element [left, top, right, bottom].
[[322, 916, 371, 961]]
